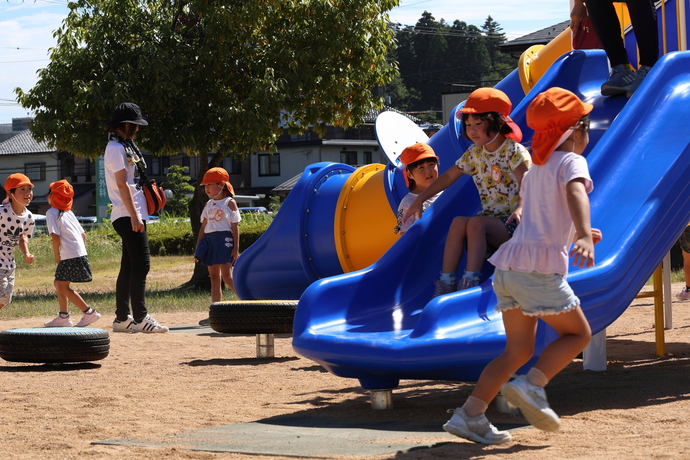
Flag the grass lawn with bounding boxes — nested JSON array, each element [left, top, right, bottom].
[[5, 253, 228, 320]]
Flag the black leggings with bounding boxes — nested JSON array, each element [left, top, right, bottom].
[[587, 0, 659, 67], [112, 217, 150, 322]]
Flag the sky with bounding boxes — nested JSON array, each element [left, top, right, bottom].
[[0, 0, 571, 125]]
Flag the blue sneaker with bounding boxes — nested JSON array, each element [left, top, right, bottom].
[[601, 65, 635, 96]]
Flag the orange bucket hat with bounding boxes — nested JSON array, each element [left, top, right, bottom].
[[527, 87, 593, 165], [3, 173, 34, 204], [455, 87, 522, 142], [399, 143, 439, 188], [3, 173, 33, 195], [49, 180, 74, 211], [200, 167, 235, 196]]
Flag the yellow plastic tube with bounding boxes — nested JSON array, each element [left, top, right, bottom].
[[334, 164, 399, 273]]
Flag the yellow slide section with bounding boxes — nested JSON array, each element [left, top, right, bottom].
[[334, 164, 399, 273]]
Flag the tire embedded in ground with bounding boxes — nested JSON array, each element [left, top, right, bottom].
[[209, 300, 298, 334], [0, 328, 110, 364]]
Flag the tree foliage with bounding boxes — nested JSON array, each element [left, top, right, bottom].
[[160, 165, 194, 216], [387, 12, 517, 121], [16, 0, 398, 160], [16, 0, 399, 288]]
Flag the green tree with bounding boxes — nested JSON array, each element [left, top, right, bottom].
[[160, 165, 194, 217], [16, 0, 398, 288]]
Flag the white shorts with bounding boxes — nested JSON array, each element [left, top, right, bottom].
[[493, 268, 579, 317]]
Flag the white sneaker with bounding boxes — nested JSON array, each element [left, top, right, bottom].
[[75, 311, 101, 327], [112, 315, 135, 333], [676, 287, 690, 301], [44, 315, 73, 327], [501, 374, 561, 432], [131, 314, 169, 333], [443, 407, 512, 444]]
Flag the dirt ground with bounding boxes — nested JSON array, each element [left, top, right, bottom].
[[0, 283, 689, 460]]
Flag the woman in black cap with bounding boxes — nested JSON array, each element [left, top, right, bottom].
[[103, 102, 168, 333]]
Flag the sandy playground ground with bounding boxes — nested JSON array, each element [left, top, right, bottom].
[[0, 283, 689, 459]]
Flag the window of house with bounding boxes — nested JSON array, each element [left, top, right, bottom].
[[149, 156, 161, 175], [258, 153, 280, 176], [223, 157, 243, 175], [24, 163, 46, 181], [340, 151, 357, 165], [363, 151, 372, 164]]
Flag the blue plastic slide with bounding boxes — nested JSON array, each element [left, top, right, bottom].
[[292, 49, 690, 390]]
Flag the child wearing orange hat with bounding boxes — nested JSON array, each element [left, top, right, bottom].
[[443, 87, 602, 445], [393, 143, 441, 235], [194, 167, 241, 324], [404, 87, 531, 296], [0, 173, 36, 309], [44, 180, 100, 327]]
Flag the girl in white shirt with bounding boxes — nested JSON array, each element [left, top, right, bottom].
[[195, 167, 241, 305], [44, 180, 100, 328], [443, 88, 602, 444]]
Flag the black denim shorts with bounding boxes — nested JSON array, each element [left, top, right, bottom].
[[679, 225, 690, 253]]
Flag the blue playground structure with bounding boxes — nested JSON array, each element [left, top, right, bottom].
[[235, 6, 690, 391]]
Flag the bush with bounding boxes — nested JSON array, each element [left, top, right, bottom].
[[19, 213, 273, 262]]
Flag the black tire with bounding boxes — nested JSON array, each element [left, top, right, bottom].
[[209, 301, 297, 334], [0, 328, 110, 364]]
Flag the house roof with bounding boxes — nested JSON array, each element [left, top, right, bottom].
[[364, 106, 422, 124], [0, 129, 54, 155], [499, 20, 569, 55], [272, 173, 303, 194]]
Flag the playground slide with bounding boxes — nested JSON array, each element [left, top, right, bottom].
[[233, 68, 528, 301], [232, 21, 576, 301], [291, 49, 690, 390]]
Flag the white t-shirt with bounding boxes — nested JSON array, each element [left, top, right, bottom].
[[394, 191, 441, 234], [0, 203, 34, 270], [104, 140, 148, 222], [46, 208, 87, 260], [489, 150, 593, 276], [200, 197, 242, 233]]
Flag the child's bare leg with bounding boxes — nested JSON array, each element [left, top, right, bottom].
[[683, 250, 690, 287], [219, 263, 236, 296], [442, 216, 470, 273], [465, 308, 538, 416], [55, 280, 89, 312], [465, 216, 510, 272], [208, 265, 223, 302], [531, 306, 591, 380]]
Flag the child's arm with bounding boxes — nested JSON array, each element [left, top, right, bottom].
[[18, 235, 34, 265], [403, 165, 463, 224], [231, 222, 240, 264], [506, 161, 529, 225], [194, 219, 208, 263], [50, 233, 61, 265], [567, 178, 596, 269]]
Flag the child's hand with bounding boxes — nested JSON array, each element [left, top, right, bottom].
[[506, 208, 522, 225], [24, 253, 35, 265], [570, 237, 595, 269], [592, 228, 602, 244], [402, 202, 422, 225]]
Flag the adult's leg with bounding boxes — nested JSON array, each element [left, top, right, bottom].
[[587, 0, 629, 67], [113, 217, 150, 321], [626, 0, 658, 67]]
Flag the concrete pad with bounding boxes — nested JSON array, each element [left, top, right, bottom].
[[94, 415, 525, 457]]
